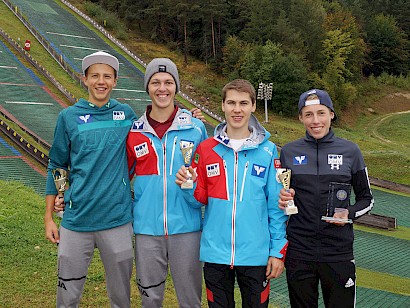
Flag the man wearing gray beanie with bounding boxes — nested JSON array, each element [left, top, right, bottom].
[[144, 58, 181, 93], [127, 58, 207, 307]]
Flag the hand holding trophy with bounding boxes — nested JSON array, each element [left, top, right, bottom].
[[52, 168, 67, 218], [180, 140, 195, 189], [278, 169, 298, 215], [321, 182, 353, 224]]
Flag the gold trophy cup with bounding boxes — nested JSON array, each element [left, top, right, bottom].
[[180, 140, 195, 189], [52, 168, 67, 218], [278, 169, 298, 215]]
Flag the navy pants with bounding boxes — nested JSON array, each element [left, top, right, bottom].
[[285, 257, 356, 308]]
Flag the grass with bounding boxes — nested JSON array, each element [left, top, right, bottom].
[[0, 180, 196, 307], [0, 180, 409, 307]]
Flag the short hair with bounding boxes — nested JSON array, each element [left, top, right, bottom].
[[222, 79, 256, 104], [84, 66, 118, 79]]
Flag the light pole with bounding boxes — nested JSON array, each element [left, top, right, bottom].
[[257, 82, 273, 123]]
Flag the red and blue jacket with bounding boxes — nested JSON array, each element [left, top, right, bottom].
[[126, 108, 208, 236], [183, 115, 288, 266]]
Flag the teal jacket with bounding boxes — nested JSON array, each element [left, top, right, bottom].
[[46, 98, 137, 232]]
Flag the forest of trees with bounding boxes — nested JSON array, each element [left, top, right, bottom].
[[85, 0, 410, 116]]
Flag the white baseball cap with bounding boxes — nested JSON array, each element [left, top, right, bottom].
[[82, 51, 119, 76]]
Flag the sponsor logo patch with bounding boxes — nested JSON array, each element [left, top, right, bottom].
[[293, 155, 307, 165], [177, 114, 190, 125], [194, 153, 200, 164], [132, 121, 144, 130], [345, 278, 355, 288], [113, 111, 125, 120], [206, 163, 220, 177], [216, 135, 230, 145], [79, 114, 91, 123], [328, 154, 343, 170], [134, 142, 149, 158], [251, 164, 266, 178], [274, 158, 281, 169]]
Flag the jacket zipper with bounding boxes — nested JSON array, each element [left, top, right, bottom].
[[239, 161, 249, 202], [163, 134, 168, 236], [169, 136, 178, 175], [230, 152, 238, 268], [223, 160, 230, 201]]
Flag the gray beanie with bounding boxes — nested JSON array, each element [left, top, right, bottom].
[[144, 58, 180, 93]]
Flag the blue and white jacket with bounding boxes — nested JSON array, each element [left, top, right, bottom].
[[127, 108, 208, 236], [184, 115, 288, 267]]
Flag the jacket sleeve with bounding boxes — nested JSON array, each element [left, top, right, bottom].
[[267, 145, 288, 259], [46, 111, 70, 196], [350, 167, 374, 219], [349, 145, 374, 219], [126, 132, 136, 180]]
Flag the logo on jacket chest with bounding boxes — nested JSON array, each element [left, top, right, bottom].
[[328, 154, 343, 170], [131, 121, 144, 131], [113, 111, 125, 120], [79, 114, 91, 123], [251, 164, 266, 178], [134, 142, 149, 158], [206, 163, 220, 177], [293, 155, 307, 165]]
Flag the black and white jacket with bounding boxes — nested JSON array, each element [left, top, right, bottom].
[[280, 129, 374, 262]]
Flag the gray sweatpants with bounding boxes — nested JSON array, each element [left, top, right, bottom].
[[135, 232, 202, 308], [56, 223, 134, 308]]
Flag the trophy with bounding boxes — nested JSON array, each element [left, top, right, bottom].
[[180, 140, 195, 189], [278, 169, 298, 215], [321, 182, 353, 224], [52, 168, 67, 218]]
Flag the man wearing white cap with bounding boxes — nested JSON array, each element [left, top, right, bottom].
[[44, 51, 137, 307], [278, 89, 374, 307]]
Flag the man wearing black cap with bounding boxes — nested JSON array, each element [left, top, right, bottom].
[[45, 51, 137, 307], [278, 89, 374, 307], [126, 58, 208, 307]]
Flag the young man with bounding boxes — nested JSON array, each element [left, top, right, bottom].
[[279, 89, 374, 308], [176, 79, 288, 307], [44, 51, 137, 307], [126, 58, 208, 307]]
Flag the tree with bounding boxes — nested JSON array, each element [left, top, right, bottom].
[[324, 2, 367, 81], [221, 36, 251, 80], [364, 14, 410, 76], [240, 41, 309, 116], [321, 29, 358, 110], [239, 0, 283, 44], [288, 0, 327, 71]]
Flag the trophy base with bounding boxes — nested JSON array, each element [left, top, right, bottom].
[[321, 216, 353, 224], [181, 180, 193, 189], [285, 206, 298, 215], [55, 211, 64, 218]]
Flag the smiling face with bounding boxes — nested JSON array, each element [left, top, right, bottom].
[[83, 63, 117, 107], [147, 72, 176, 114], [222, 89, 256, 139], [299, 103, 334, 140]]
